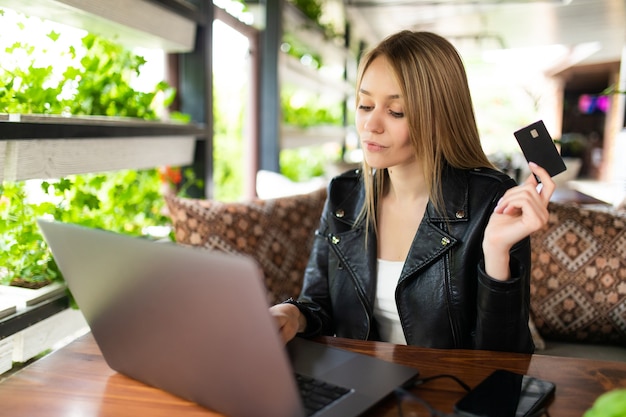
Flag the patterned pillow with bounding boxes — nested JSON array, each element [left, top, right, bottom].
[[530, 202, 626, 345], [164, 188, 327, 305]]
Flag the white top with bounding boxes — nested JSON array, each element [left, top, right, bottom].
[[374, 259, 406, 345]]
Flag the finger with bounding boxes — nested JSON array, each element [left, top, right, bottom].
[[279, 327, 291, 344], [528, 162, 556, 203], [279, 322, 297, 344], [523, 166, 540, 187], [274, 318, 290, 343], [494, 179, 538, 214], [496, 184, 546, 217]]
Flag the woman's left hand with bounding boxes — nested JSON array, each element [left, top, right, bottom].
[[482, 162, 556, 280]]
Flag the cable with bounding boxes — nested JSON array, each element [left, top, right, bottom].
[[394, 373, 472, 417], [412, 374, 472, 392], [395, 387, 457, 417], [395, 374, 552, 417]]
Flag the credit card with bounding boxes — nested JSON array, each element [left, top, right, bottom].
[[514, 120, 567, 177]]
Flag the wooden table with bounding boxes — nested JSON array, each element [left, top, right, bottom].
[[0, 332, 624, 417]]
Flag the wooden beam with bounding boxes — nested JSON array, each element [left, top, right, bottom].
[[1, 137, 195, 182]]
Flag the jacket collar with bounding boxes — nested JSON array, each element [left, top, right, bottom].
[[331, 167, 471, 288], [426, 166, 470, 223], [402, 167, 468, 278]]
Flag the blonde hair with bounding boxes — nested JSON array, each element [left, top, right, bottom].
[[355, 31, 495, 232]]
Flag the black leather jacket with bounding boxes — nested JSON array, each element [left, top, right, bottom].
[[290, 166, 534, 354]]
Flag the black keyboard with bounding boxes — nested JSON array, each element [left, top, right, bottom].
[[295, 373, 352, 416]]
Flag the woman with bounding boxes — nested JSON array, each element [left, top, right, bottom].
[[270, 30, 555, 353]]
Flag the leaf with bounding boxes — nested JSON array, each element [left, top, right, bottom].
[[47, 30, 60, 42], [54, 178, 73, 192], [0, 11, 190, 285]]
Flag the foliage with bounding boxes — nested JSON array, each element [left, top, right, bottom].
[[0, 7, 185, 120], [600, 84, 626, 96], [0, 183, 61, 286], [213, 132, 244, 201], [211, 3, 344, 198], [584, 389, 626, 417], [290, 0, 322, 23], [67, 34, 175, 119], [0, 6, 341, 290], [286, 0, 339, 39], [0, 9, 186, 287], [281, 89, 343, 127], [281, 33, 322, 69], [0, 170, 171, 286], [46, 170, 170, 234], [212, 40, 246, 202], [280, 147, 332, 182], [0, 11, 180, 119]]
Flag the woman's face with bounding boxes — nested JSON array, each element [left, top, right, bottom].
[[355, 56, 414, 170]]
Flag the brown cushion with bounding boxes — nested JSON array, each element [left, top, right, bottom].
[[164, 188, 327, 305], [530, 202, 626, 345]]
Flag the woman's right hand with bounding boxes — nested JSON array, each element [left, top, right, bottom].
[[269, 303, 306, 344]]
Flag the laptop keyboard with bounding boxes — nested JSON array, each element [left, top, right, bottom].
[[295, 373, 352, 416]]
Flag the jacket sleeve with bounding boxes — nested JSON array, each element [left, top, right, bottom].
[[284, 198, 336, 338], [474, 236, 535, 353]]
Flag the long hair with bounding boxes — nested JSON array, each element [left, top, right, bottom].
[[355, 31, 495, 233]]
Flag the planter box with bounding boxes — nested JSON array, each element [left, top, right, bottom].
[[0, 336, 15, 375], [0, 282, 89, 374], [12, 308, 88, 363], [0, 282, 67, 308], [0, 300, 17, 321]]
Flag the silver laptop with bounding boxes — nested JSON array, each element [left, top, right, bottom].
[[37, 219, 419, 417]]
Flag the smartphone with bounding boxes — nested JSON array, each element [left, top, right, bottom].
[[514, 120, 567, 178], [454, 369, 556, 417]]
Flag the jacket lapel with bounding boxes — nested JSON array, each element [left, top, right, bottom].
[[329, 166, 471, 299], [400, 168, 470, 281], [330, 222, 378, 309], [400, 219, 457, 281]]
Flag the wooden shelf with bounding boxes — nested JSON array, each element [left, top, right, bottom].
[[281, 125, 347, 149], [0, 1, 204, 360], [0, 114, 206, 139], [280, 54, 352, 98], [279, 2, 354, 152], [0, 285, 89, 375], [281, 1, 348, 69], [0, 114, 205, 181], [0, 0, 197, 52], [0, 289, 70, 342]]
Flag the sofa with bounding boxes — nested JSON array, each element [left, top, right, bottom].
[[528, 202, 626, 361], [165, 189, 626, 362], [164, 188, 327, 306]]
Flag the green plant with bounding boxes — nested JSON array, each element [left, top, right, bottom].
[[280, 146, 338, 182], [600, 84, 626, 96], [0, 9, 187, 120], [584, 389, 626, 417], [66, 34, 173, 119], [0, 9, 187, 287], [0, 182, 61, 287], [281, 89, 343, 127], [45, 170, 171, 234], [286, 0, 339, 39], [281, 33, 323, 70], [0, 170, 172, 287]]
